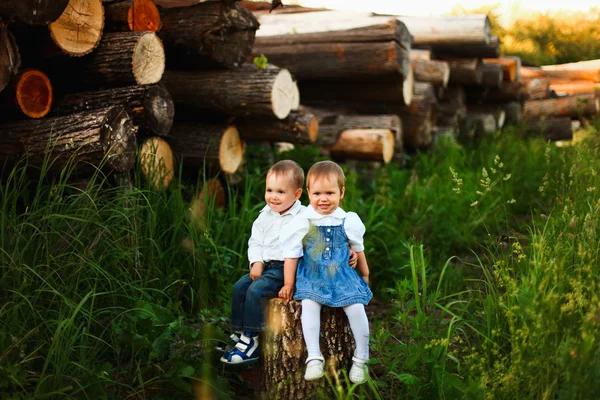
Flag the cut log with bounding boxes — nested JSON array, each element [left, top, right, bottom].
[[501, 102, 522, 124], [437, 85, 466, 128], [0, 19, 20, 93], [298, 69, 414, 106], [0, 0, 70, 25], [549, 81, 600, 97], [411, 59, 450, 87], [254, 17, 411, 47], [52, 31, 165, 89], [53, 84, 174, 137], [0, 106, 137, 174], [328, 129, 395, 164], [523, 94, 599, 119], [526, 78, 551, 100], [480, 63, 504, 89], [541, 61, 600, 82], [397, 82, 437, 150], [0, 69, 53, 119], [161, 64, 295, 120], [461, 112, 497, 137], [159, 2, 259, 69], [396, 14, 491, 45], [483, 57, 521, 82], [48, 0, 104, 56], [260, 298, 355, 399], [104, 0, 161, 32], [467, 104, 513, 128], [167, 122, 244, 174], [236, 108, 318, 144], [442, 58, 483, 85], [466, 81, 522, 103], [409, 49, 431, 61], [430, 35, 500, 59], [139, 137, 174, 190], [252, 40, 410, 81], [290, 81, 300, 111], [524, 118, 573, 141]]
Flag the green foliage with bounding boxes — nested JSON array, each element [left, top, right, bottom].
[[253, 54, 268, 70]]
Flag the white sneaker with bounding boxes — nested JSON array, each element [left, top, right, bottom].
[[304, 355, 325, 381], [349, 356, 369, 384]]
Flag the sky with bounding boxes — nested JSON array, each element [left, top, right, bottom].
[[292, 0, 599, 25]]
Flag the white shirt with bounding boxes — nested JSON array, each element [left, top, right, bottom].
[[247, 200, 304, 268], [280, 206, 366, 259]]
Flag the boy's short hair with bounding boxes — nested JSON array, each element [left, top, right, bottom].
[[267, 160, 304, 189], [306, 161, 345, 191]]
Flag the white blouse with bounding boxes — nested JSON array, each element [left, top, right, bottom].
[[247, 200, 304, 268], [280, 206, 366, 259]]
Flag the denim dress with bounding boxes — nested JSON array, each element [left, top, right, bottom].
[[293, 221, 373, 307]]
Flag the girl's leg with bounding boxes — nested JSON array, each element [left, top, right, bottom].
[[342, 303, 370, 359], [343, 303, 370, 383], [301, 299, 322, 359]]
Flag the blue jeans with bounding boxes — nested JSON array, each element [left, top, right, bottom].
[[231, 261, 284, 333]]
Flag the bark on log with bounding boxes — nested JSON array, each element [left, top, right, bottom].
[[235, 107, 318, 144], [480, 63, 503, 89], [461, 112, 497, 137], [409, 49, 431, 61], [524, 118, 573, 141], [523, 94, 599, 119], [397, 82, 436, 149], [252, 40, 410, 81], [396, 14, 491, 45], [298, 69, 414, 106], [467, 104, 515, 127], [0, 106, 137, 174], [483, 57, 521, 82], [549, 81, 600, 97], [411, 59, 450, 87], [442, 58, 483, 85], [437, 85, 466, 128], [541, 61, 600, 82], [167, 122, 244, 174], [48, 0, 104, 56], [260, 298, 355, 399], [155, 0, 238, 7], [0, 19, 20, 93], [0, 0, 70, 25], [139, 136, 174, 190], [0, 69, 53, 120], [161, 64, 295, 119], [501, 102, 522, 124], [159, 2, 258, 69], [104, 0, 161, 32], [53, 84, 174, 137], [466, 81, 522, 103], [429, 35, 500, 59]]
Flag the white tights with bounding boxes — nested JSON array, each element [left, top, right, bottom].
[[301, 299, 370, 361]]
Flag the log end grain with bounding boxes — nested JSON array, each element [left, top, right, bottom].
[[103, 107, 138, 172], [129, 0, 161, 32], [290, 80, 300, 111], [49, 0, 105, 56], [133, 32, 165, 85], [403, 67, 415, 106], [144, 84, 174, 136], [140, 136, 174, 190], [271, 68, 294, 119], [308, 115, 319, 143], [16, 69, 53, 119], [220, 125, 244, 174], [329, 129, 395, 164]]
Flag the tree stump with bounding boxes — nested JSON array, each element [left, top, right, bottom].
[[260, 298, 355, 399]]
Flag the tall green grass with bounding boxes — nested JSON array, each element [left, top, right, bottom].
[[2, 127, 600, 398]]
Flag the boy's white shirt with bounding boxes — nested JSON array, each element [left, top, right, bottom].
[[280, 206, 366, 259], [247, 200, 304, 268]]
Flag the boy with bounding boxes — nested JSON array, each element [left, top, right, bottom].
[[220, 160, 305, 364]]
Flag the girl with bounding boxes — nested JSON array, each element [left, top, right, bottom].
[[279, 161, 372, 384]]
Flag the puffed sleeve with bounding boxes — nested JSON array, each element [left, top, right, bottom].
[[280, 213, 310, 258], [247, 212, 266, 268], [344, 212, 366, 252]]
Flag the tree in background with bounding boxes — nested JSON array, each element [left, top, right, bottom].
[[451, 5, 600, 66]]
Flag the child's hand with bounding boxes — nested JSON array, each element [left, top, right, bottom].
[[250, 262, 264, 280], [278, 284, 294, 301], [349, 248, 358, 268]]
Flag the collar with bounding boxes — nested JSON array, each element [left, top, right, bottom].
[[260, 200, 303, 216], [304, 205, 347, 219]]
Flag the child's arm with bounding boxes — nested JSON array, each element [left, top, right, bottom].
[[247, 213, 265, 273], [278, 258, 299, 301], [355, 252, 370, 284]]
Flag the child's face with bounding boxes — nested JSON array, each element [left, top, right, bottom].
[[265, 172, 302, 214], [307, 175, 345, 215]]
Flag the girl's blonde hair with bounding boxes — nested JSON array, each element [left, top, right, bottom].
[[306, 161, 345, 191]]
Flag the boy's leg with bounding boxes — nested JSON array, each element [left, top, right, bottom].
[[241, 263, 284, 333], [231, 273, 253, 332]]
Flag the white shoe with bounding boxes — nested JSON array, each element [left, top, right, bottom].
[[304, 355, 325, 381], [349, 356, 369, 384]]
